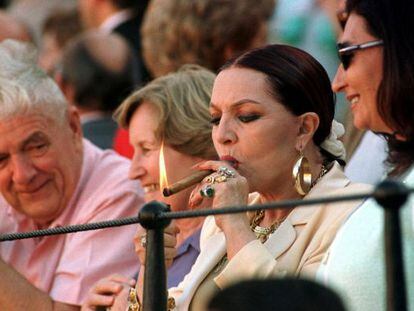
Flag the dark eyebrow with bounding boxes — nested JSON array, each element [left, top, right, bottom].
[[210, 99, 262, 110], [20, 132, 48, 149]]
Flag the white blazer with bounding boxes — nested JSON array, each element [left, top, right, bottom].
[[169, 162, 371, 310]]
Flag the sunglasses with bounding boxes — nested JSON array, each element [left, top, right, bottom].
[[337, 40, 384, 70]]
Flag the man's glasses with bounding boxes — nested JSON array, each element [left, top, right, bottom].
[[337, 40, 384, 70]]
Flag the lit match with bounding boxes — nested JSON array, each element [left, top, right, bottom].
[[162, 170, 214, 197]]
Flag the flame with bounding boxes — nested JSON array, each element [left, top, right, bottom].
[[159, 140, 169, 191]]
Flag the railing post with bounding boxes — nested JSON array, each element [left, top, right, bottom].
[[139, 201, 171, 311], [374, 180, 408, 311]]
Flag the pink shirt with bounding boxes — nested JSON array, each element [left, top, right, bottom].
[[0, 140, 144, 305]]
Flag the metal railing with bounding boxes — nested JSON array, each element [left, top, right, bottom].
[[0, 180, 412, 311]]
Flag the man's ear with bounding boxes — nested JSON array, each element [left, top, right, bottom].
[[295, 112, 319, 151], [67, 105, 82, 139]]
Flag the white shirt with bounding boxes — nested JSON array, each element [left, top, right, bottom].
[[345, 131, 388, 184]]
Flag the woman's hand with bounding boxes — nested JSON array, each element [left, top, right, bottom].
[[81, 274, 135, 311], [189, 161, 250, 232], [189, 161, 255, 258], [133, 222, 179, 268], [133, 223, 179, 302]]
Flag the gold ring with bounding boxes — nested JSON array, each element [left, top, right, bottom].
[[213, 175, 228, 183], [205, 174, 228, 184]]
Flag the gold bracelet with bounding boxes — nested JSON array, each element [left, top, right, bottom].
[[127, 287, 141, 311], [127, 287, 175, 311], [167, 296, 176, 310]]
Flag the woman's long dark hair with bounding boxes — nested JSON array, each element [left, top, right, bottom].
[[346, 0, 414, 176]]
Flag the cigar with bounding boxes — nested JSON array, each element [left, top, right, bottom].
[[163, 170, 214, 197]]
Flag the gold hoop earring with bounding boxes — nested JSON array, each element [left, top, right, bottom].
[[292, 153, 312, 196]]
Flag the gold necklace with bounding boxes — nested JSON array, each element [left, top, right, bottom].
[[310, 164, 328, 189], [250, 164, 329, 243], [250, 210, 288, 243]]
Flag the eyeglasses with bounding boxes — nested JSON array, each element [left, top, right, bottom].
[[337, 40, 384, 70]]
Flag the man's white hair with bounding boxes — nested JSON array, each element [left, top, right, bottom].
[[0, 39, 67, 123]]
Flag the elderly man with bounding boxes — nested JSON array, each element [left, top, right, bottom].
[[0, 40, 144, 310]]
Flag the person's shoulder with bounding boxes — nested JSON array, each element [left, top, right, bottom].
[[339, 181, 373, 195], [317, 161, 373, 197], [321, 179, 372, 211], [311, 181, 372, 236], [306, 163, 373, 230]]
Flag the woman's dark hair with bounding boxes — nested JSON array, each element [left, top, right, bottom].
[[346, 0, 414, 176], [220, 44, 339, 163]]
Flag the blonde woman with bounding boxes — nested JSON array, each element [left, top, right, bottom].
[[82, 65, 217, 310]]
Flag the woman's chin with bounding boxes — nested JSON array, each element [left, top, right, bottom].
[[352, 116, 369, 131], [144, 192, 163, 203]]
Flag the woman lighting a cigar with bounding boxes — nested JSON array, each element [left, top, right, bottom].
[[129, 44, 371, 310], [81, 65, 217, 310]]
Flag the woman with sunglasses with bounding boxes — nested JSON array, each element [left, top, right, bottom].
[[319, 0, 414, 310]]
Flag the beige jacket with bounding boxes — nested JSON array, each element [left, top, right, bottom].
[[169, 162, 371, 310]]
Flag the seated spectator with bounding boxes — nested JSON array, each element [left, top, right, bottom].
[[38, 8, 82, 75], [82, 65, 217, 310], [113, 0, 276, 158], [208, 278, 346, 311], [58, 31, 139, 150], [318, 0, 414, 309], [0, 40, 144, 310], [141, 0, 275, 78], [78, 0, 150, 83]]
